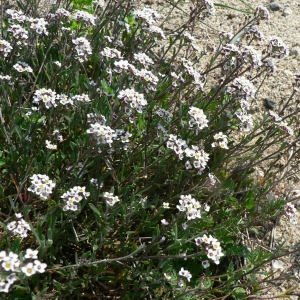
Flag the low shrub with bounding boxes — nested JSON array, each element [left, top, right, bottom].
[[0, 0, 299, 298]]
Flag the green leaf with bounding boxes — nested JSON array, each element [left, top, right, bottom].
[[243, 190, 255, 209], [152, 225, 160, 242], [29, 222, 41, 246], [89, 203, 101, 217], [214, 3, 253, 14], [232, 287, 246, 299]]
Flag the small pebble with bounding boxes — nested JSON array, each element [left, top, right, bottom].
[[282, 7, 292, 16], [267, 2, 284, 11], [264, 98, 276, 109], [289, 47, 300, 56]]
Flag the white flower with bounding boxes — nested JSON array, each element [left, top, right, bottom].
[[204, 204, 210, 212], [46, 140, 57, 150], [6, 9, 27, 23], [117, 88, 147, 113], [268, 36, 289, 59], [72, 94, 91, 103], [179, 267, 192, 282], [25, 249, 38, 259], [103, 192, 120, 207], [73, 10, 95, 26], [72, 37, 92, 60], [0, 39, 13, 57], [0, 251, 6, 261], [6, 273, 18, 284], [54, 61, 61, 67], [28, 17, 48, 35], [182, 222, 188, 230], [21, 262, 36, 276], [202, 260, 210, 268], [13, 61, 33, 73], [0, 282, 10, 293], [8, 24, 28, 45], [33, 88, 57, 109], [87, 123, 116, 146], [134, 53, 154, 67], [2, 259, 14, 271], [164, 273, 171, 280], [27, 174, 55, 199], [61, 186, 89, 212], [162, 202, 170, 209], [33, 260, 47, 273], [188, 107, 208, 130], [212, 132, 229, 149], [161, 219, 169, 226], [101, 47, 123, 59]]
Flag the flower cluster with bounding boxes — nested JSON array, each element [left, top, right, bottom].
[[61, 186, 90, 211], [133, 7, 160, 25], [176, 195, 201, 220], [240, 46, 262, 69], [185, 147, 210, 174], [27, 174, 55, 199], [87, 122, 117, 146], [72, 37, 92, 61], [178, 267, 192, 282], [0, 75, 12, 82], [101, 47, 123, 59], [212, 132, 229, 149], [56, 94, 74, 106], [262, 58, 277, 74], [166, 134, 188, 160], [117, 88, 147, 113], [48, 8, 70, 22], [206, 173, 219, 191], [284, 203, 297, 224], [0, 249, 46, 293], [188, 107, 209, 130], [13, 61, 33, 73], [219, 30, 234, 42], [103, 192, 120, 207], [254, 6, 270, 20], [182, 59, 205, 90], [7, 25, 28, 45], [28, 17, 48, 35], [156, 108, 173, 122], [73, 10, 95, 26], [166, 135, 210, 173], [227, 76, 256, 131], [201, 0, 216, 15], [0, 40, 13, 57], [268, 36, 289, 59], [7, 214, 31, 238], [113, 59, 159, 90], [72, 94, 91, 103], [195, 234, 224, 264], [229, 77, 256, 100], [221, 43, 239, 58], [6, 9, 27, 23], [248, 26, 264, 42], [134, 53, 154, 68], [93, 0, 106, 8], [115, 129, 132, 149], [33, 88, 57, 109]]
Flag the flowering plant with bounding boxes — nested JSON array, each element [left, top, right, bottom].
[[0, 0, 298, 298]]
